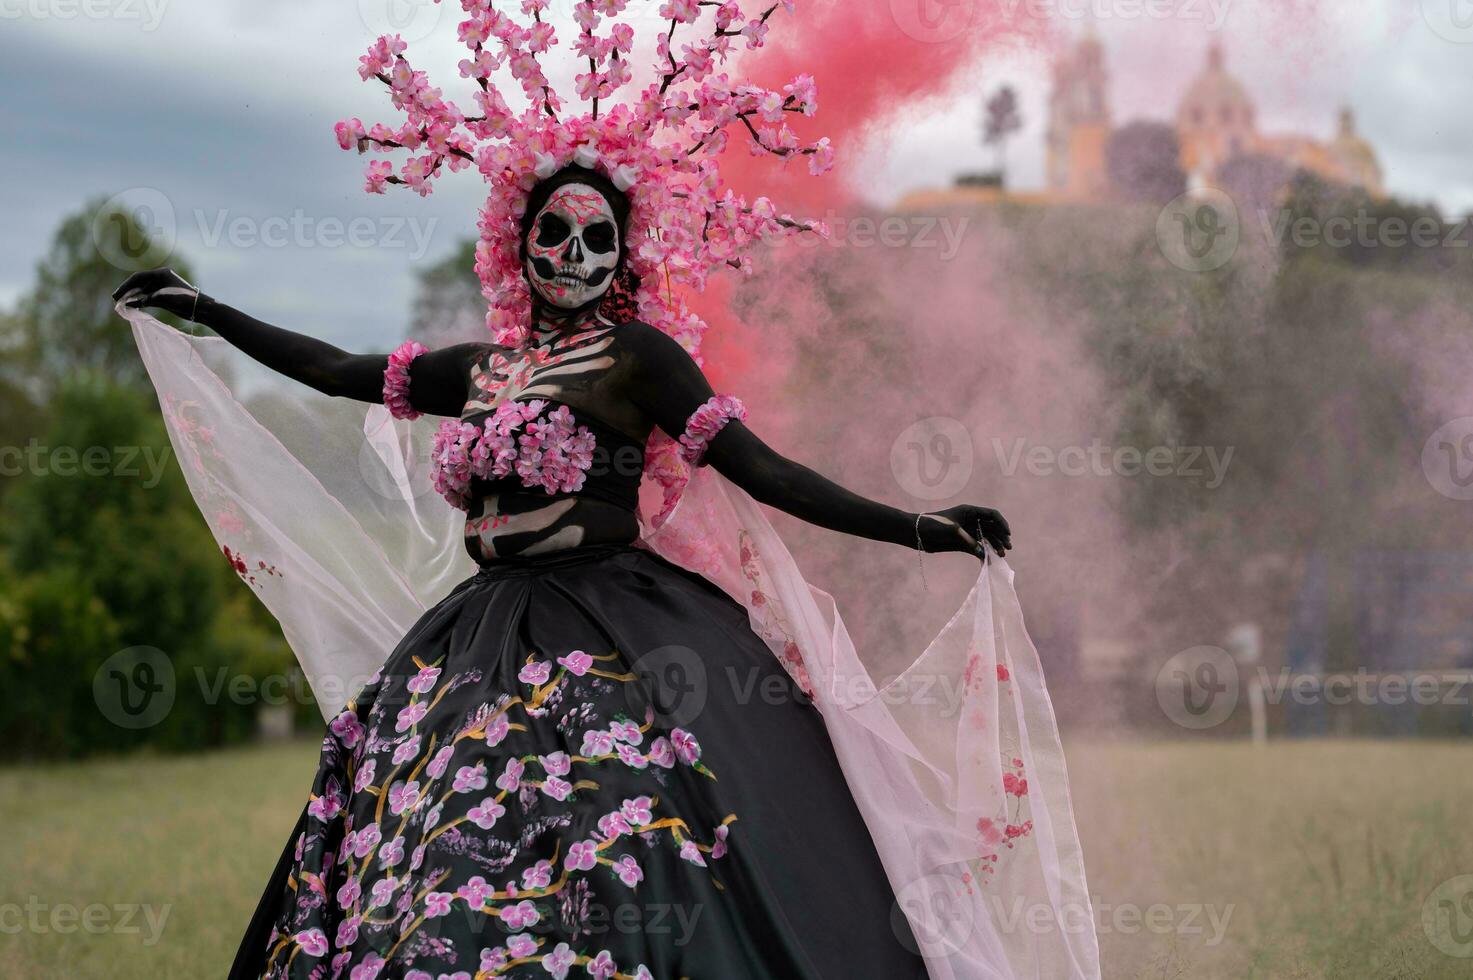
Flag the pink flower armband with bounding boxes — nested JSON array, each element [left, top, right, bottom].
[[383, 340, 429, 421], [678, 394, 748, 466]]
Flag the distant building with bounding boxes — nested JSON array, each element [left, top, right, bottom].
[[1045, 32, 1112, 200], [1048, 39, 1384, 200]]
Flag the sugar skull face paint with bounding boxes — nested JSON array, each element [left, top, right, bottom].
[[524, 183, 620, 310]]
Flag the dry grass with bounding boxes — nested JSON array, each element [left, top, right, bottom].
[[1, 738, 1470, 978]]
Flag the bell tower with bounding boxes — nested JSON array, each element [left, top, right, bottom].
[[1046, 31, 1112, 198]]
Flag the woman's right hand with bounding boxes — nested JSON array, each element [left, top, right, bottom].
[[112, 268, 205, 322]]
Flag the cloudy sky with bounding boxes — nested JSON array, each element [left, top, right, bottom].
[[6, 0, 1471, 355]]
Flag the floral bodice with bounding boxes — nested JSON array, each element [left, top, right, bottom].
[[428, 398, 644, 514], [384, 334, 747, 563]]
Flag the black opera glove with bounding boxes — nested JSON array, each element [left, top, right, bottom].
[[918, 504, 1012, 559], [112, 268, 207, 322]]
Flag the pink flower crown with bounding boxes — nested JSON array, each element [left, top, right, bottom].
[[336, 0, 833, 356]]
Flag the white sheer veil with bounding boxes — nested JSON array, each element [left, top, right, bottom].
[[123, 302, 1100, 979]]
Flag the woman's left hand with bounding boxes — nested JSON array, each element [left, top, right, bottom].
[[918, 504, 1012, 560]]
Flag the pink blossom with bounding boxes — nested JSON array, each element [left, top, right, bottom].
[[543, 943, 576, 979], [587, 950, 618, 979], [426, 745, 455, 779], [581, 730, 615, 756], [351, 953, 386, 980], [556, 650, 593, 676], [620, 796, 653, 825], [610, 720, 642, 745], [295, 928, 329, 958], [379, 835, 405, 869], [352, 822, 382, 860], [670, 728, 701, 764], [678, 395, 747, 464], [542, 776, 573, 800], [519, 659, 553, 686], [658, 0, 700, 23], [391, 734, 422, 765], [526, 21, 557, 53], [501, 900, 541, 930], [308, 786, 343, 822], [368, 877, 398, 909], [454, 763, 489, 793], [423, 891, 455, 917], [710, 823, 730, 859], [364, 160, 394, 195], [598, 810, 633, 840], [540, 751, 571, 776], [395, 701, 428, 733], [678, 840, 706, 866], [330, 710, 365, 748], [468, 797, 506, 830], [353, 759, 377, 793], [741, 18, 769, 49], [406, 665, 441, 694], [612, 854, 644, 887], [335, 117, 366, 151], [507, 932, 539, 957], [646, 737, 675, 768], [522, 860, 554, 889], [485, 714, 511, 746], [496, 757, 526, 792], [388, 779, 422, 815], [335, 914, 362, 947], [566, 839, 599, 871]]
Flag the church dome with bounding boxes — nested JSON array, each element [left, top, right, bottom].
[[1177, 43, 1256, 132], [1330, 107, 1383, 192]]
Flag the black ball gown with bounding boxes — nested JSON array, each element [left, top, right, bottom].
[[231, 399, 927, 979]]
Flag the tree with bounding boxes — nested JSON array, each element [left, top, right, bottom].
[[0, 377, 292, 758], [1214, 152, 1293, 214], [1105, 121, 1187, 204], [16, 197, 193, 396], [982, 85, 1023, 188], [408, 238, 486, 345]]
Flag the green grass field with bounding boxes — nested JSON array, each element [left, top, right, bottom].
[[2, 739, 1470, 979]]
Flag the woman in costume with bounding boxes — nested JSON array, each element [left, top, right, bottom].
[[115, 3, 1098, 978]]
